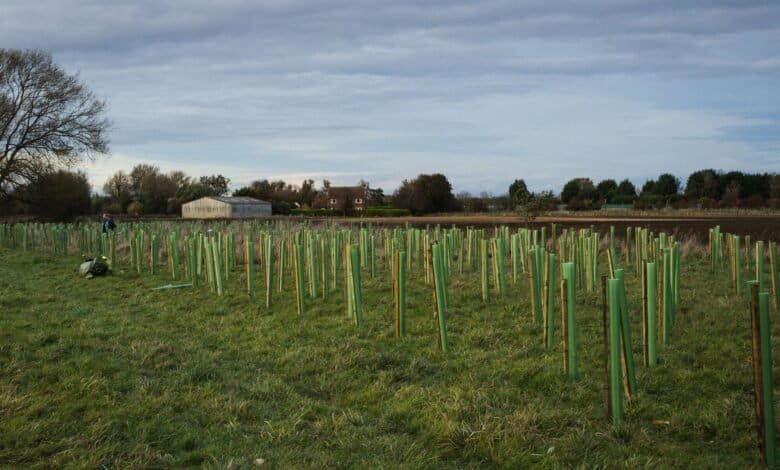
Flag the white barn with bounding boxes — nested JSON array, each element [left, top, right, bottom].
[[181, 196, 272, 219]]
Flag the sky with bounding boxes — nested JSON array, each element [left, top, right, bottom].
[[2, 0, 779, 195]]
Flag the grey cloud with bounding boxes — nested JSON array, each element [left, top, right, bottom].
[[5, 1, 780, 53], [2, 0, 779, 194]]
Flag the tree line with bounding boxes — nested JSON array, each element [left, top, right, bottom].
[[2, 167, 780, 220], [0, 165, 231, 219], [552, 170, 780, 211]]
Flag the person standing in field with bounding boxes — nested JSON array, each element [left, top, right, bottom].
[[102, 213, 116, 234]]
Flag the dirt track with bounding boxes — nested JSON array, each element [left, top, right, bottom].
[[308, 213, 780, 242]]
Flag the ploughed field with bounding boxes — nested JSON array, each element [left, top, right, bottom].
[[0, 220, 773, 468], [313, 212, 780, 243]]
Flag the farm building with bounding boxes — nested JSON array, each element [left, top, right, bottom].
[[181, 196, 272, 219], [327, 184, 369, 211]]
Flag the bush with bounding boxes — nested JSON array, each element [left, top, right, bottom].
[[738, 194, 764, 209], [717, 198, 737, 209], [16, 170, 91, 220], [127, 201, 144, 216], [272, 201, 292, 215], [699, 197, 717, 209], [565, 198, 599, 211], [611, 194, 636, 205], [634, 195, 663, 210]]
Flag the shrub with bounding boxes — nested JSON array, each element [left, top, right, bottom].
[[565, 198, 599, 211], [16, 170, 91, 220], [738, 194, 764, 209], [699, 197, 717, 209], [611, 194, 636, 205], [127, 201, 144, 216], [272, 201, 292, 215], [717, 198, 737, 209], [634, 195, 663, 210]]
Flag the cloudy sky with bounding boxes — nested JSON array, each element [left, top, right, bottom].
[[3, 0, 779, 194]]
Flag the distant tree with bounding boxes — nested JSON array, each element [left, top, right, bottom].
[[720, 180, 741, 208], [596, 179, 618, 203], [640, 179, 657, 196], [716, 171, 743, 200], [126, 201, 144, 216], [168, 171, 191, 191], [654, 173, 680, 197], [699, 197, 718, 209], [614, 179, 637, 203], [561, 179, 581, 204], [469, 197, 489, 213], [103, 171, 132, 212], [193, 174, 229, 197], [0, 49, 110, 196], [639, 173, 680, 206], [175, 174, 230, 209], [578, 184, 598, 202], [508, 179, 530, 208], [707, 170, 770, 202], [492, 194, 510, 211], [770, 175, 780, 199], [312, 192, 329, 209], [300, 179, 317, 208], [522, 190, 558, 222], [560, 177, 596, 203], [456, 191, 473, 212], [234, 179, 275, 201], [16, 170, 91, 219], [368, 187, 386, 206], [90, 193, 113, 215], [392, 173, 460, 215], [715, 171, 770, 201], [128, 164, 179, 213], [768, 176, 780, 208], [684, 169, 719, 200], [529, 190, 559, 208], [392, 179, 417, 213], [561, 178, 598, 210], [741, 172, 771, 200], [129, 164, 159, 189], [233, 178, 302, 214], [311, 180, 333, 208]]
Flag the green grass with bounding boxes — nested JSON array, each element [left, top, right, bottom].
[[0, 247, 765, 468]]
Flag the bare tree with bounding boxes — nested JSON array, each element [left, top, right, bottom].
[[103, 170, 132, 211], [0, 49, 110, 194]]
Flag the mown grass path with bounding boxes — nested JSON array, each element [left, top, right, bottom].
[[0, 249, 764, 467]]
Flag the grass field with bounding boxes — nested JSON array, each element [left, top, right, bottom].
[[0, 238, 767, 468]]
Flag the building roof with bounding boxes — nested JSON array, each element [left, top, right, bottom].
[[183, 196, 271, 206], [210, 196, 270, 204], [327, 186, 367, 198]]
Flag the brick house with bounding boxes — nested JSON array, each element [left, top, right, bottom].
[[327, 184, 369, 211]]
